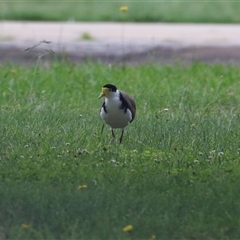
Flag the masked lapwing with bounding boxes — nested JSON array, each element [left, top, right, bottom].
[[98, 84, 136, 143]]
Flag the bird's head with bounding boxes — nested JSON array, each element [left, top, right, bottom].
[[98, 84, 117, 99]]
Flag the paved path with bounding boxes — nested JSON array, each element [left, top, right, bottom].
[[1, 21, 240, 64]]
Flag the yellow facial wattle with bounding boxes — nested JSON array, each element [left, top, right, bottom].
[[98, 87, 110, 99]]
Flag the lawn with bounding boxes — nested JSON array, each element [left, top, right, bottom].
[[1, 62, 240, 239], [1, 1, 240, 23]]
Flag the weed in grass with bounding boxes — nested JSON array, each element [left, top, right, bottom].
[[119, 5, 129, 68], [79, 32, 94, 41], [1, 62, 240, 239], [0, 34, 14, 41]]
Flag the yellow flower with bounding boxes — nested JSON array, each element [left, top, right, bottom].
[[10, 69, 17, 74], [120, 6, 128, 12], [21, 223, 30, 229], [148, 235, 156, 240], [123, 224, 133, 232], [77, 184, 87, 190]]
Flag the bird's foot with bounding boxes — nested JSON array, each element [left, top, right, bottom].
[[111, 129, 115, 139]]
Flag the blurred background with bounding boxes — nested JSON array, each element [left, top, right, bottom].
[[0, 0, 240, 64], [1, 1, 240, 23]]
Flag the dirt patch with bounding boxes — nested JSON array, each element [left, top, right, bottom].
[[1, 43, 240, 65]]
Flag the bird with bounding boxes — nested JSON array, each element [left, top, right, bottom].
[[98, 84, 136, 143]]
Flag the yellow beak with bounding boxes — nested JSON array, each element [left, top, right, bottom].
[[98, 87, 109, 99]]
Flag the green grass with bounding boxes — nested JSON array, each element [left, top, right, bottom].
[[1, 62, 240, 239], [1, 1, 240, 23]]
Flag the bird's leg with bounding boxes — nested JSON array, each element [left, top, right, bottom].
[[119, 129, 124, 144], [107, 129, 116, 145], [111, 129, 115, 139], [101, 124, 105, 134]]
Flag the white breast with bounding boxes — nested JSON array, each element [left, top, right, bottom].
[[100, 93, 132, 129]]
